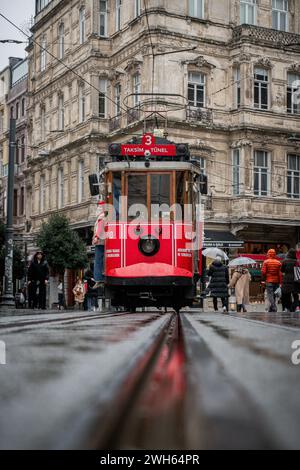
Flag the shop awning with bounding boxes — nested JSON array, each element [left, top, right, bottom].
[[204, 230, 244, 248]]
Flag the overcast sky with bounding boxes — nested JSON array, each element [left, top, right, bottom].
[[0, 0, 35, 71]]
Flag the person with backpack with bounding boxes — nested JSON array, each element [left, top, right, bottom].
[[261, 249, 282, 313], [207, 256, 229, 312]]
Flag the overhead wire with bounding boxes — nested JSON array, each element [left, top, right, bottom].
[[0, 11, 128, 114]]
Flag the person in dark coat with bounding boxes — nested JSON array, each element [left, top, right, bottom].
[[27, 251, 49, 309], [207, 256, 229, 312], [281, 248, 299, 312], [83, 269, 97, 311]]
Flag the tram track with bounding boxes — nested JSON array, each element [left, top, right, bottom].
[[0, 311, 132, 332], [77, 312, 278, 450]]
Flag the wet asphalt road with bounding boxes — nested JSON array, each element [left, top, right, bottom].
[[0, 309, 299, 449]]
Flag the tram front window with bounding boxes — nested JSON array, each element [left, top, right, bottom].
[[151, 174, 171, 220], [128, 174, 147, 221]]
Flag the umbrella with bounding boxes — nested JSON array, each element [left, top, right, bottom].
[[228, 257, 256, 267], [202, 247, 229, 260]]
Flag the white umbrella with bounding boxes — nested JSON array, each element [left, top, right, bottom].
[[228, 257, 256, 267], [202, 247, 229, 260]]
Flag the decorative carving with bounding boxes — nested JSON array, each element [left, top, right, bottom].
[[231, 140, 252, 148], [290, 63, 300, 74], [182, 55, 216, 70], [124, 58, 143, 73], [232, 53, 251, 66], [254, 57, 273, 69]]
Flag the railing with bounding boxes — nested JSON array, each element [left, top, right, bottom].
[[109, 107, 142, 132], [186, 106, 213, 124], [232, 24, 300, 47], [109, 115, 121, 132], [127, 106, 141, 125]]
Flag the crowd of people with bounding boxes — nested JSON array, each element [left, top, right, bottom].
[[206, 248, 300, 313]]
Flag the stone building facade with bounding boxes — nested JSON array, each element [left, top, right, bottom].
[[0, 57, 28, 237], [27, 0, 300, 257]]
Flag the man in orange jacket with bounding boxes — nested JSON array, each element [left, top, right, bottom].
[[261, 249, 282, 312]]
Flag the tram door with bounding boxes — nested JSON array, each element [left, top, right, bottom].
[[125, 172, 174, 267]]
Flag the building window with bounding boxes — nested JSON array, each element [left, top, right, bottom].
[[78, 160, 84, 203], [135, 0, 141, 17], [36, 0, 51, 14], [272, 0, 288, 31], [14, 189, 18, 217], [99, 78, 107, 118], [40, 175, 46, 213], [133, 73, 141, 106], [240, 0, 256, 25], [287, 73, 300, 115], [16, 139, 19, 165], [189, 0, 204, 18], [254, 67, 269, 110], [232, 149, 241, 196], [116, 0, 122, 31], [100, 0, 108, 36], [115, 83, 121, 115], [287, 154, 300, 199], [79, 85, 85, 123], [0, 110, 4, 132], [254, 150, 269, 196], [58, 94, 64, 130], [20, 187, 25, 215], [21, 98, 25, 116], [41, 106, 46, 141], [234, 67, 241, 108], [21, 136, 25, 163], [58, 168, 64, 209], [58, 23, 65, 59], [79, 7, 86, 44], [40, 36, 47, 72], [188, 72, 205, 108]]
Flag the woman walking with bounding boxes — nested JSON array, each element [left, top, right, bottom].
[[72, 277, 85, 310], [207, 256, 229, 312], [281, 248, 299, 312], [229, 266, 251, 312]]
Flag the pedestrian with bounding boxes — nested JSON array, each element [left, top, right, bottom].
[[57, 279, 64, 310], [72, 277, 85, 310], [207, 255, 229, 312], [229, 266, 251, 312], [92, 201, 106, 290], [27, 251, 49, 310], [281, 248, 299, 312], [261, 249, 282, 312], [83, 269, 97, 311]]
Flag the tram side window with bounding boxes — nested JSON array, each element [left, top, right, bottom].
[[176, 172, 185, 221], [113, 172, 121, 220], [128, 175, 147, 221], [151, 174, 170, 219]]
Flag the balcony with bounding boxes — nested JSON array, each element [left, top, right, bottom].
[[232, 24, 300, 48]]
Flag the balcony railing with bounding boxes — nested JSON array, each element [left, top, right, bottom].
[[232, 24, 300, 47], [127, 106, 141, 125]]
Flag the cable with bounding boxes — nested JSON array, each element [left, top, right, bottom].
[[0, 11, 128, 114]]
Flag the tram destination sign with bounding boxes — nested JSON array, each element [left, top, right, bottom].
[[121, 134, 176, 157]]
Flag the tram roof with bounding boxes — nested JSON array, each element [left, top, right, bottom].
[[105, 161, 201, 173]]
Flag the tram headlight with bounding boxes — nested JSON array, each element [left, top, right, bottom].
[[138, 236, 160, 257]]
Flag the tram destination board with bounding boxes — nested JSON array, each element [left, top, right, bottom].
[[121, 134, 176, 157]]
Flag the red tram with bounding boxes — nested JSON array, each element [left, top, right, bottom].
[[90, 134, 207, 312]]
